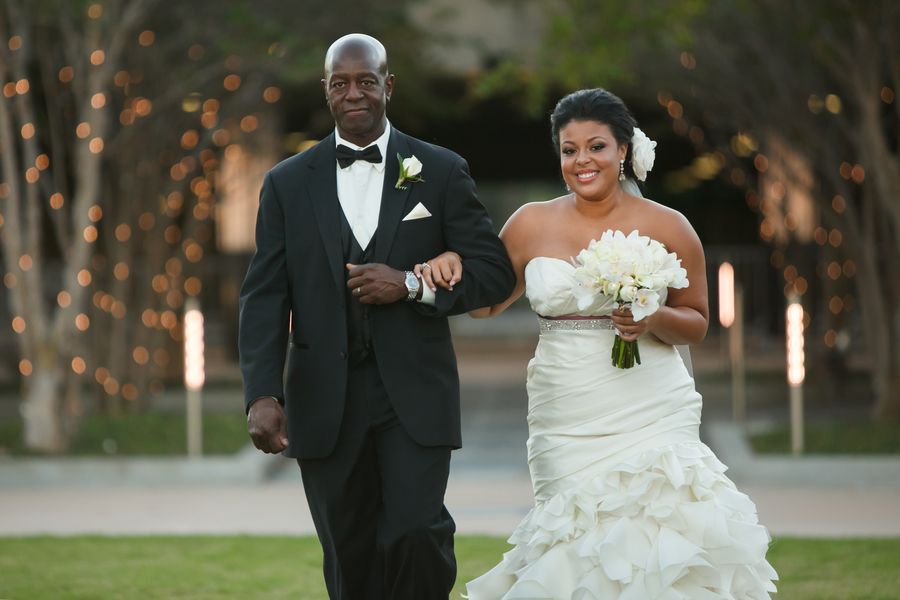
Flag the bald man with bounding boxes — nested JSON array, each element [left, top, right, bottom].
[[238, 34, 515, 599]]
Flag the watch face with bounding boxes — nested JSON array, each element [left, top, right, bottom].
[[405, 273, 419, 291]]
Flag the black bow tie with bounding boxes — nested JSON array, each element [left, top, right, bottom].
[[335, 144, 383, 169]]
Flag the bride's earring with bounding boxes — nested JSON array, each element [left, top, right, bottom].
[[566, 183, 571, 191], [618, 159, 626, 181]]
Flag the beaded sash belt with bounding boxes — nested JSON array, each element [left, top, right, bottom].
[[537, 315, 616, 333]]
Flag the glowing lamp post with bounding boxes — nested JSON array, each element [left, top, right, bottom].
[[719, 263, 735, 328], [786, 302, 805, 455], [719, 262, 746, 422], [184, 299, 205, 458]]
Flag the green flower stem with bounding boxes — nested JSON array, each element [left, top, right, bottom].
[[611, 335, 641, 369], [611, 335, 620, 366]]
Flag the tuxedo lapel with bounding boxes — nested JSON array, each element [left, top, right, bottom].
[[305, 134, 344, 296], [373, 130, 412, 265]]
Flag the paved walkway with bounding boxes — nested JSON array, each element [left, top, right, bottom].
[[3, 476, 899, 538], [2, 326, 898, 539]]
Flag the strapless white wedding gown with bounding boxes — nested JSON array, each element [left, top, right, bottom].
[[465, 257, 778, 600]]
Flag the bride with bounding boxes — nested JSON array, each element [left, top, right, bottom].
[[419, 88, 778, 599]]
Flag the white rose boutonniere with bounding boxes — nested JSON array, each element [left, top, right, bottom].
[[630, 128, 657, 181], [395, 154, 424, 190]]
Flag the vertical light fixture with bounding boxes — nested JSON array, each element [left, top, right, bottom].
[[786, 302, 805, 455], [718, 262, 735, 328], [184, 298, 204, 457], [719, 262, 745, 422]]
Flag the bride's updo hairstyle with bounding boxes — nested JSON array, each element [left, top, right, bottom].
[[550, 88, 639, 182]]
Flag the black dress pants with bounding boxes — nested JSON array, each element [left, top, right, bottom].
[[298, 356, 456, 600]]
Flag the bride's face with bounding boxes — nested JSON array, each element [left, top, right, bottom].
[[559, 120, 628, 201]]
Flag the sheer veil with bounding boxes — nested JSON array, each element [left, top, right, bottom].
[[620, 177, 695, 378]]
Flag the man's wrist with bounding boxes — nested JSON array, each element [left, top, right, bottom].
[[247, 396, 283, 413], [403, 270, 420, 301]]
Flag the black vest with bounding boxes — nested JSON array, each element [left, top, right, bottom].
[[339, 209, 376, 369]]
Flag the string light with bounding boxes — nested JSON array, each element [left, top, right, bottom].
[[264, 87, 281, 102], [123, 384, 138, 401], [154, 349, 170, 366], [223, 75, 241, 91], [2, 28, 257, 428]]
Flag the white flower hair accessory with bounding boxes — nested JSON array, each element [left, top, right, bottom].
[[630, 127, 657, 181]]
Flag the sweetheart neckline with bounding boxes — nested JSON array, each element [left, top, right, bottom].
[[525, 256, 575, 271]]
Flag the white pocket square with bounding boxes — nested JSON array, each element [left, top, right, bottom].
[[402, 202, 432, 221]]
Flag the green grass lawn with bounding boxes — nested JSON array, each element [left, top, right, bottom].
[[0, 536, 897, 599], [751, 422, 900, 454], [0, 413, 251, 456]]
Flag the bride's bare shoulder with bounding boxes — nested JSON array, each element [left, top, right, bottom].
[[632, 196, 700, 247], [500, 196, 567, 237]]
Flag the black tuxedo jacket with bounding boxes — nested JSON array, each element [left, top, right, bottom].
[[239, 128, 515, 459]]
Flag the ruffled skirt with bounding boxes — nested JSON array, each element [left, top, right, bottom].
[[465, 443, 778, 599], [465, 330, 777, 599]]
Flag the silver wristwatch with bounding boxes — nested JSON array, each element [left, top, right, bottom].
[[404, 271, 420, 301]]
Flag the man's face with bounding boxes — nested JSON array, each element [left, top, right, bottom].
[[323, 47, 393, 145]]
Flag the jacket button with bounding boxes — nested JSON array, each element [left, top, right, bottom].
[[339, 351, 346, 360]]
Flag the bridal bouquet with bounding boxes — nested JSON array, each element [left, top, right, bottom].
[[572, 230, 689, 369]]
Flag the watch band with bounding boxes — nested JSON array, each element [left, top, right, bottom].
[[404, 271, 419, 301]]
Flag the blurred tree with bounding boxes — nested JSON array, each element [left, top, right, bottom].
[[484, 0, 900, 420], [0, 0, 426, 452]]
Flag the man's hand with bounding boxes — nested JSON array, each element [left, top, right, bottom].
[[247, 397, 289, 454], [347, 263, 409, 304]]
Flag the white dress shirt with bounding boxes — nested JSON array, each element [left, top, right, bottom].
[[334, 122, 435, 305]]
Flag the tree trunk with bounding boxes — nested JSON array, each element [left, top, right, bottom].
[[20, 350, 64, 453]]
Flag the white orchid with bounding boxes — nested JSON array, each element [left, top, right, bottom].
[[631, 288, 660, 321], [619, 284, 638, 303]]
